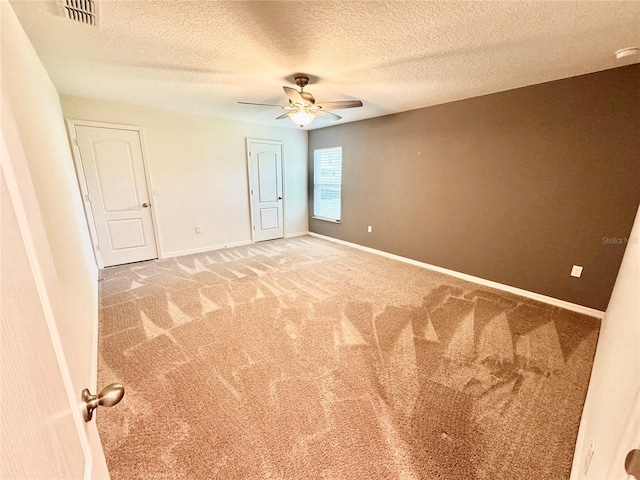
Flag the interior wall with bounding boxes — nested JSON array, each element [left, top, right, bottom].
[[1, 0, 98, 404], [60, 96, 308, 257], [1, 2, 109, 478], [308, 65, 640, 311], [571, 202, 640, 479]]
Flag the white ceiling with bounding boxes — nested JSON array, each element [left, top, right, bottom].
[[10, 1, 640, 130]]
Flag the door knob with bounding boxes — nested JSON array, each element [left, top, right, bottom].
[[142, 203, 149, 208], [627, 449, 640, 479], [278, 197, 282, 200], [81, 383, 125, 422]]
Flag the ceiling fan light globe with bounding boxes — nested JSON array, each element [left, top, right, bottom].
[[289, 108, 315, 127]]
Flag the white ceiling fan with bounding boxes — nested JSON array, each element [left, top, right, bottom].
[[239, 75, 363, 127]]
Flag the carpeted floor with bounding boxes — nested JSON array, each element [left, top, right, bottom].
[[97, 236, 599, 479]]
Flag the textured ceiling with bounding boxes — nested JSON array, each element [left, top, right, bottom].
[[10, 1, 640, 130]]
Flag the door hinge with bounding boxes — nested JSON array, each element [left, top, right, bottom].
[[84, 193, 91, 202], [253, 226, 255, 230], [251, 189, 253, 195], [95, 244, 101, 252], [72, 137, 79, 146]]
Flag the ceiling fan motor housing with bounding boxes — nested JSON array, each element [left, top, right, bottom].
[[294, 76, 315, 104], [300, 92, 315, 104], [294, 76, 310, 88]]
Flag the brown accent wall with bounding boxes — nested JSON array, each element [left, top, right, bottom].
[[308, 65, 640, 311]]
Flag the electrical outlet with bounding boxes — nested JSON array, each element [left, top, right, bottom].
[[367, 225, 372, 233], [571, 265, 583, 278], [195, 226, 202, 233], [584, 439, 595, 474]]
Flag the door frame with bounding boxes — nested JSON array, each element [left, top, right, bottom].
[[245, 138, 285, 243], [66, 119, 162, 268]]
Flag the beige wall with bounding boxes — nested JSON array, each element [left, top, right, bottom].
[[1, 2, 108, 477], [571, 202, 640, 479], [309, 65, 640, 311], [60, 97, 308, 257]]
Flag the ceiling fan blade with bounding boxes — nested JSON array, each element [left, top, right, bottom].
[[317, 110, 342, 121], [284, 86, 305, 104], [317, 100, 363, 110], [238, 101, 290, 108], [275, 112, 290, 120]]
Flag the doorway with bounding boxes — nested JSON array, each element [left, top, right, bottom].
[[69, 121, 158, 267]]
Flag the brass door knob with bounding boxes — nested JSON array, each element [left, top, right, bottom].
[[142, 203, 149, 208], [627, 449, 640, 479], [81, 383, 125, 422]]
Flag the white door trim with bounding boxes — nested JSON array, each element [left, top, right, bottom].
[[66, 119, 163, 267], [246, 138, 285, 243]]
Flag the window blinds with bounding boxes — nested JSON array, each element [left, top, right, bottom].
[[313, 147, 342, 222]]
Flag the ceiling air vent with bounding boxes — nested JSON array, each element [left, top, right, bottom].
[[62, 0, 99, 27]]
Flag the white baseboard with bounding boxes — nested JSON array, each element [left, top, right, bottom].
[[285, 231, 310, 238], [161, 239, 253, 259], [308, 232, 605, 319], [162, 232, 309, 259]]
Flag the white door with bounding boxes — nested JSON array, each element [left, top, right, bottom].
[[247, 140, 284, 242], [1, 135, 93, 478], [74, 125, 157, 267]]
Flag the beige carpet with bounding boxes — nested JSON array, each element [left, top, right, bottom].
[[97, 236, 599, 479]]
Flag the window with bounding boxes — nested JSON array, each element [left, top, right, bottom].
[[313, 147, 342, 223]]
